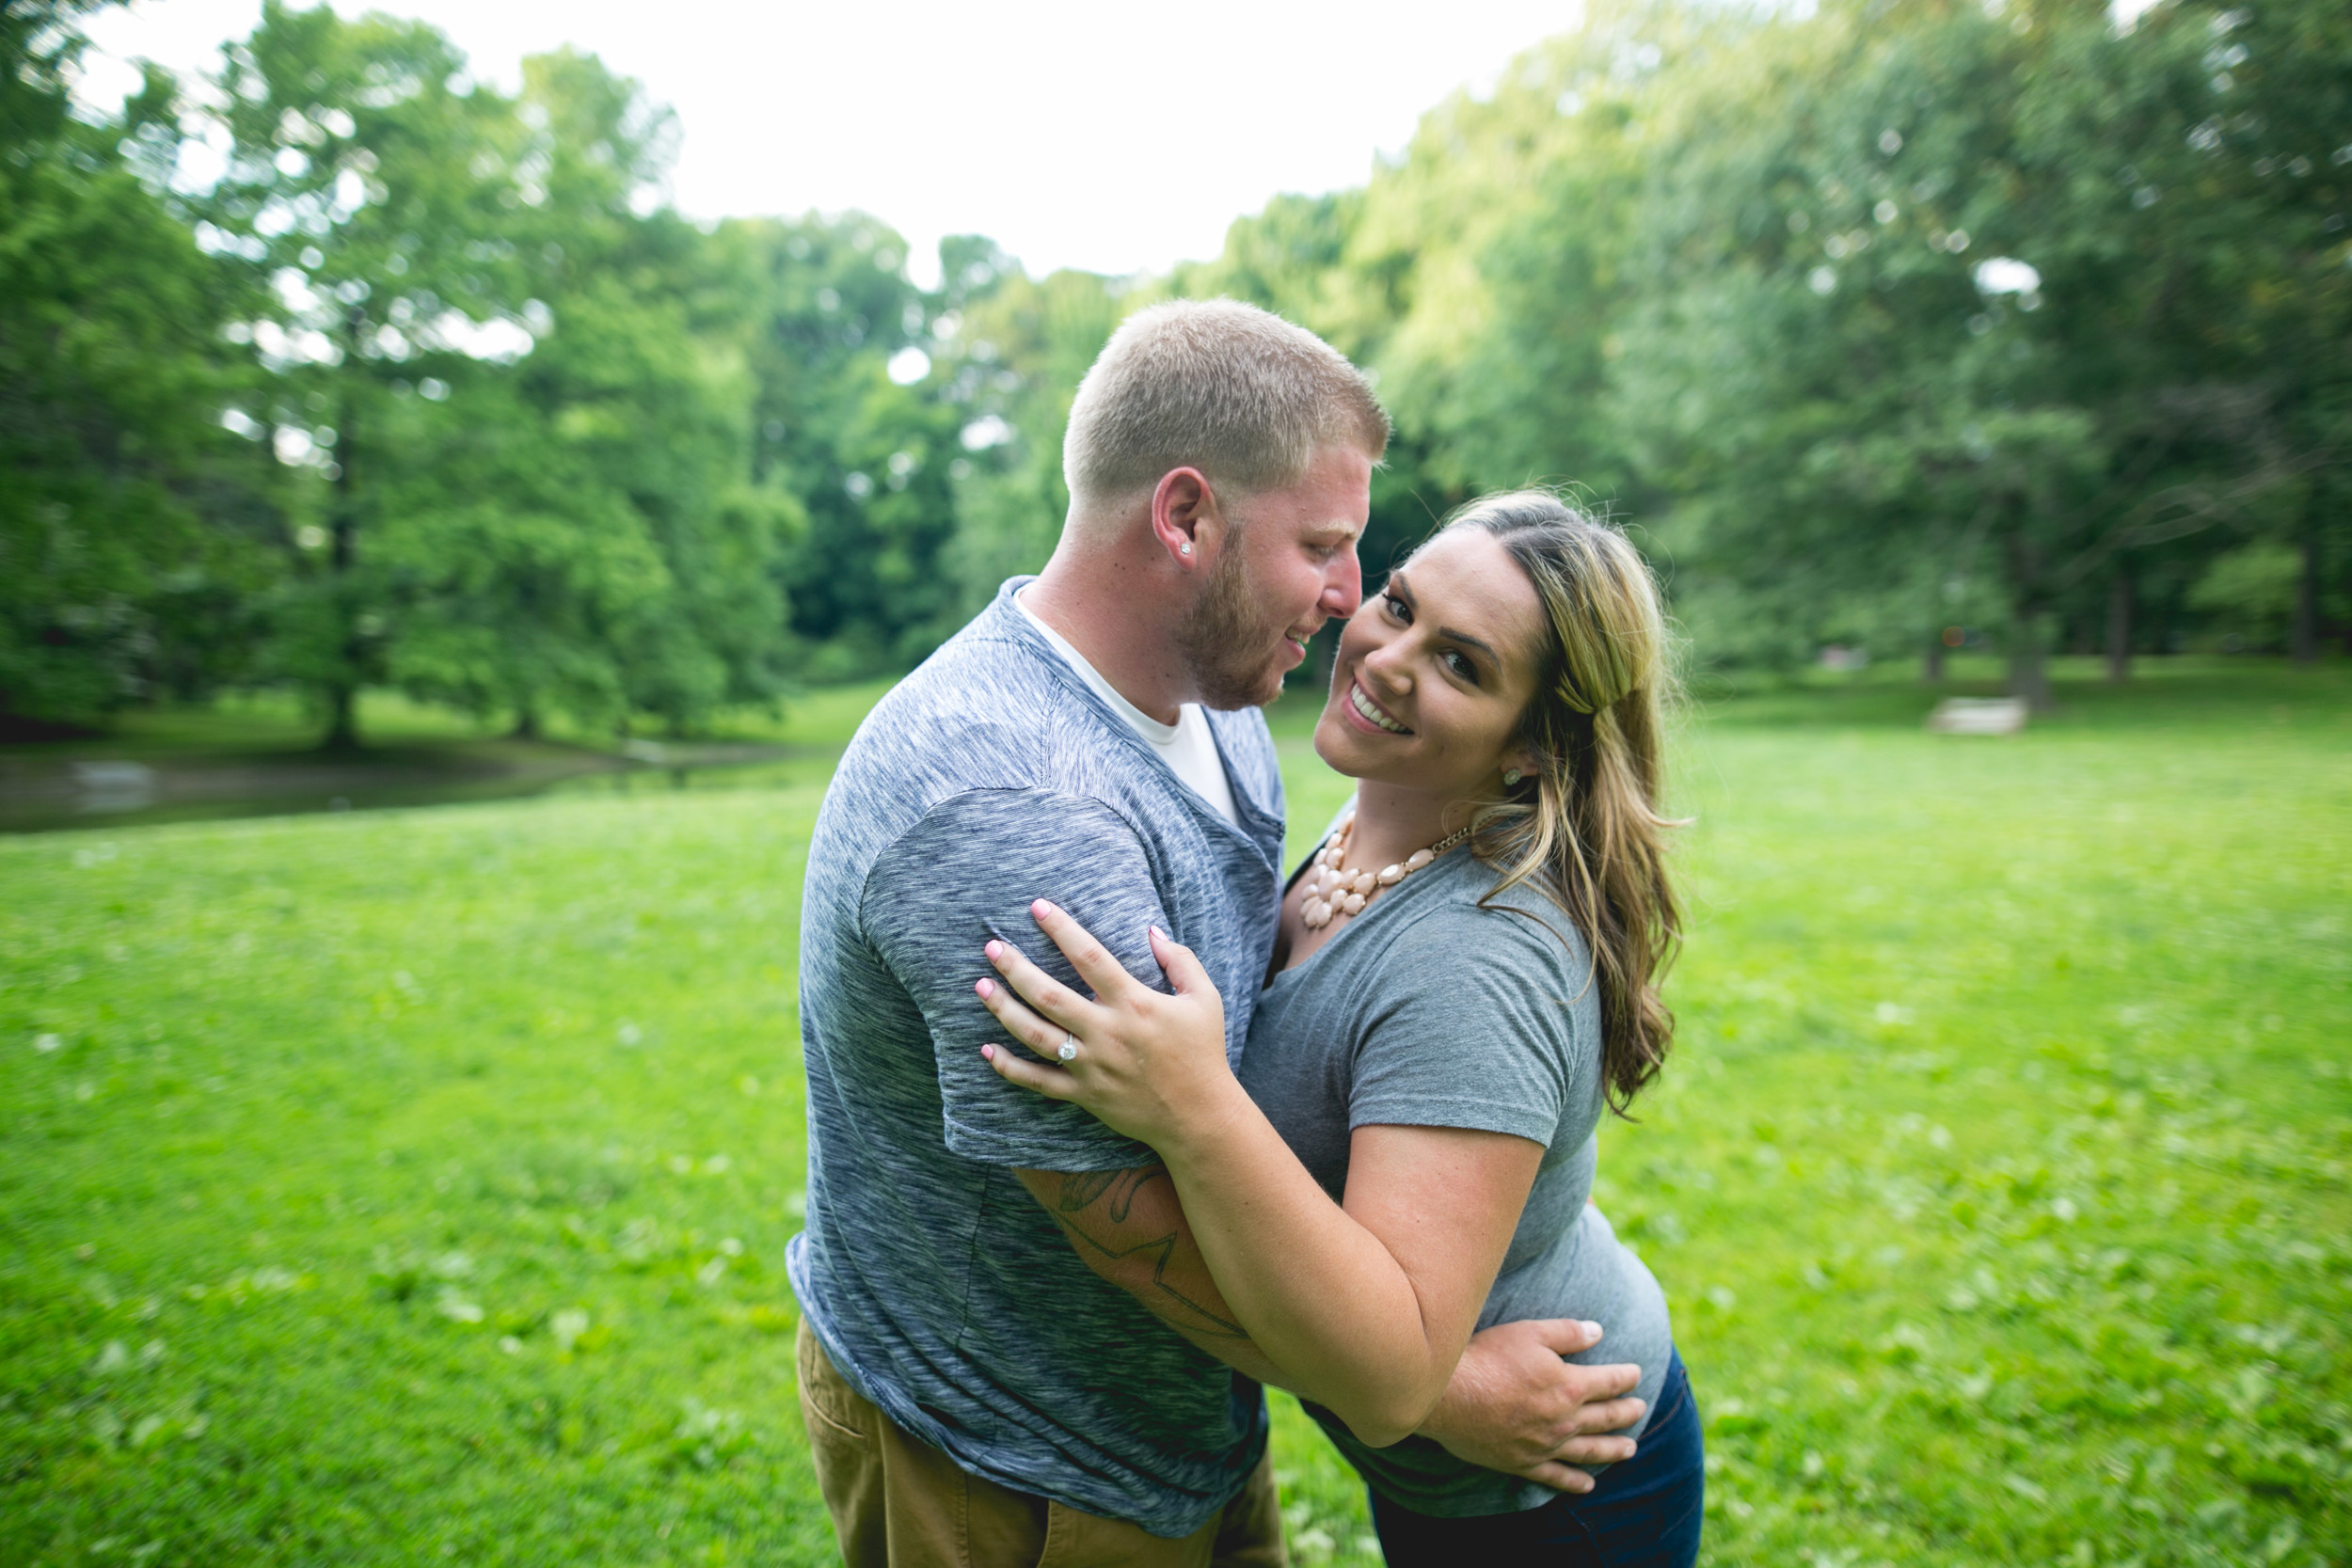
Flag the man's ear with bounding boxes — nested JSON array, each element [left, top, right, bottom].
[[1150, 467, 1220, 568]]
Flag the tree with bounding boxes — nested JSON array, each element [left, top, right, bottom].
[[380, 49, 794, 736], [931, 245, 1126, 626], [200, 10, 797, 741], [726, 214, 961, 679], [1609, 0, 2345, 699], [199, 0, 532, 747], [0, 3, 278, 728]]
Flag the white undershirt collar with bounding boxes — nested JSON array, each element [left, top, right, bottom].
[[1015, 588, 1239, 825]]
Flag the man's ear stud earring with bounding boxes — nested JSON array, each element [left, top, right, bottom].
[[1180, 543, 1193, 556]]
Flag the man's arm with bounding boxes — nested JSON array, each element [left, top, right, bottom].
[[1012, 1164, 1287, 1386], [1016, 1162, 1646, 1491], [1417, 1318, 1647, 1494]]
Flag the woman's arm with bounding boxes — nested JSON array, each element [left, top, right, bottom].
[[1010, 1155, 1646, 1492], [977, 901, 1544, 1447]]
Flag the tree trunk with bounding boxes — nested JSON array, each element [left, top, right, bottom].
[[2008, 611, 2054, 712], [322, 681, 359, 752], [510, 708, 542, 741], [2003, 529, 2055, 712], [320, 362, 363, 752], [1922, 634, 1947, 683], [2292, 517, 2321, 667], [2105, 569, 2133, 683]]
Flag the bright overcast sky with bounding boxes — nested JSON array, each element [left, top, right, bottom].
[[79, 0, 1583, 285]]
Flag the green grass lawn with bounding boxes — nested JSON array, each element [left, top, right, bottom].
[[3, 660, 2346, 1566]]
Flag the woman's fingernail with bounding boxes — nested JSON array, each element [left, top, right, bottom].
[[1150, 925, 1168, 941], [985, 940, 1003, 959], [980, 1044, 994, 1060], [1581, 1321, 1602, 1338], [976, 978, 993, 998], [1033, 899, 1057, 917]]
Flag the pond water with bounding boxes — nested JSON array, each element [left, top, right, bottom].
[[0, 749, 845, 835]]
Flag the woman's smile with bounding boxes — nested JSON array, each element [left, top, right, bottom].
[[1311, 529, 1547, 806], [1345, 679, 1413, 735]]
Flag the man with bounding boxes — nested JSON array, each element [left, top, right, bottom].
[[788, 301, 1640, 1567]]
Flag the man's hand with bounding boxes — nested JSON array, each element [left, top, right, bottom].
[[1416, 1318, 1646, 1495]]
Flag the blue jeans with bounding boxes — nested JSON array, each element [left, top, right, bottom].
[[1369, 1348, 1704, 1568]]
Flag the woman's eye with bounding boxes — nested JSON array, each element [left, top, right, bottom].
[[1444, 650, 1478, 683], [1381, 590, 1410, 623]]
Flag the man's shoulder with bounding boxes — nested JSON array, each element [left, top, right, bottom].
[[826, 644, 1089, 827], [879, 787, 1150, 870], [1201, 704, 1284, 821], [1202, 702, 1278, 756], [850, 624, 1051, 756]]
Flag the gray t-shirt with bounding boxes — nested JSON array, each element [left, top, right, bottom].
[[1239, 839, 1675, 1517], [786, 578, 1290, 1539]]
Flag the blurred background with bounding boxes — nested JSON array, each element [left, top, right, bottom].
[[3, 2, 2346, 1565], [6, 0, 2344, 768]]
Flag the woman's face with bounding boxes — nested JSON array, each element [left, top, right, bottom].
[[1312, 527, 1548, 799]]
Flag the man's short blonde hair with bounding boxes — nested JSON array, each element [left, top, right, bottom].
[[1062, 299, 1391, 516]]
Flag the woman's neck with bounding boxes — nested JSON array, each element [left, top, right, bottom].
[[1344, 779, 1477, 872]]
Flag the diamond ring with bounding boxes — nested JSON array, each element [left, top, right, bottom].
[[1056, 1032, 1078, 1063]]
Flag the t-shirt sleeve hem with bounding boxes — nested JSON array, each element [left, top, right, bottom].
[[940, 1113, 1157, 1172], [1346, 1097, 1558, 1148]]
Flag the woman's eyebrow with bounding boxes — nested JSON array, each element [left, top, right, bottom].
[[1391, 570, 1501, 669], [1438, 626, 1501, 665]]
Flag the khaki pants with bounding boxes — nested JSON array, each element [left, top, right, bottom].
[[798, 1318, 1286, 1568]]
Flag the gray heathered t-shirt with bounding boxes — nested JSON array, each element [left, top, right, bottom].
[[1240, 837, 1676, 1517], [786, 578, 1288, 1539]]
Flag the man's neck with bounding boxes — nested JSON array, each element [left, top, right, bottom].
[[1021, 550, 1194, 727]]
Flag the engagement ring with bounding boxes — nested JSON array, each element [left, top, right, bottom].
[[1057, 1033, 1078, 1062]]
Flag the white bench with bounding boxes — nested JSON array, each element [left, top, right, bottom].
[[1926, 698, 2028, 735]]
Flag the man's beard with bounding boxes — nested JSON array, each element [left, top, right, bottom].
[[1176, 540, 1292, 710]]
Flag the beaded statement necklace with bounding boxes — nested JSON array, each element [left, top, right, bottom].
[[1297, 805, 1472, 930]]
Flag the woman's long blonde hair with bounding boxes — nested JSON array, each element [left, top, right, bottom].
[[1435, 491, 1683, 1114]]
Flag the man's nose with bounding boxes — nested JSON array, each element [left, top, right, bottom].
[[1322, 550, 1363, 620]]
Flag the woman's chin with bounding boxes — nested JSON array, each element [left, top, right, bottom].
[[1311, 709, 1371, 781]]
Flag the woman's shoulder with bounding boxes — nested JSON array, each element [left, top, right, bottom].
[[1339, 856, 1603, 1129], [1377, 853, 1593, 974]]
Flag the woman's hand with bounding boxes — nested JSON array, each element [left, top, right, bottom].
[[976, 900, 1241, 1152]]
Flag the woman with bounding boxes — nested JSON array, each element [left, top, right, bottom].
[[975, 492, 1701, 1565]]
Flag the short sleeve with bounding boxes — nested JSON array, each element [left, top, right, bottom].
[[860, 788, 1169, 1171], [1346, 904, 1588, 1148]]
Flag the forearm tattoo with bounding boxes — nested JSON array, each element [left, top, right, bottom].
[[1046, 1165, 1248, 1340]]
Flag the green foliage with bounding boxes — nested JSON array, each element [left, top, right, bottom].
[[0, 10, 277, 726], [4, 664, 2347, 1564], [2187, 539, 2302, 645], [11, 0, 2349, 730], [193, 8, 797, 744], [1171, 0, 2352, 686], [931, 254, 1125, 626], [381, 53, 793, 736], [723, 212, 956, 680]]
